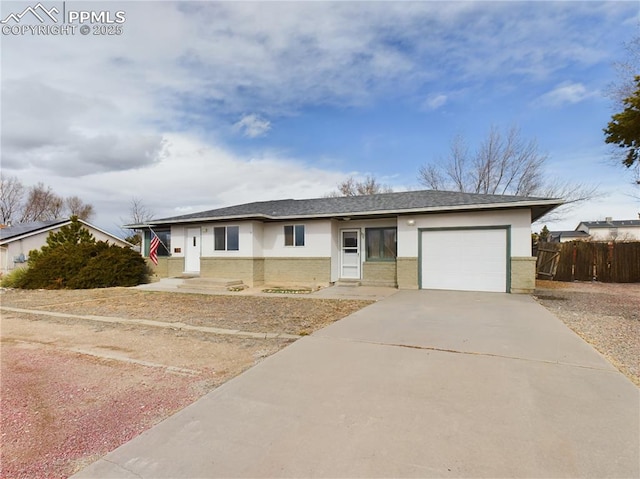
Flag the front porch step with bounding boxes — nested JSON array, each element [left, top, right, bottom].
[[177, 278, 245, 291], [335, 280, 361, 287]]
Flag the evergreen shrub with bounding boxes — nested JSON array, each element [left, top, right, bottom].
[[15, 216, 150, 289]]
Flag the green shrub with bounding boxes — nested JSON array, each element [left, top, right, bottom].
[[15, 217, 151, 289], [18, 242, 105, 289], [0, 267, 29, 288], [68, 244, 150, 288]]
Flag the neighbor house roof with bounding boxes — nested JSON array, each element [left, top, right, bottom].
[[0, 218, 130, 246], [548, 230, 590, 240], [0, 219, 67, 242], [578, 220, 640, 228], [127, 189, 563, 228]]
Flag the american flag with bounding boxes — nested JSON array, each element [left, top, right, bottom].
[[149, 231, 160, 266]]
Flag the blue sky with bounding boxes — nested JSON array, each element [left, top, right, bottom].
[[1, 1, 638, 234]]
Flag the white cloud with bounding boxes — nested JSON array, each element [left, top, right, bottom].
[[423, 94, 448, 110], [1, 1, 635, 232], [8, 133, 348, 233], [233, 114, 271, 138], [537, 82, 596, 107], [1, 79, 166, 175]]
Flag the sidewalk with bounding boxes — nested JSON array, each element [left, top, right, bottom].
[[136, 278, 399, 301], [73, 290, 639, 478]]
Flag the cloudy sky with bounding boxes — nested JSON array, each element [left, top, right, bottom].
[[1, 1, 638, 235]]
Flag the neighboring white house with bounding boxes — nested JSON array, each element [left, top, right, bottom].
[[0, 219, 131, 274], [127, 190, 562, 294], [575, 218, 640, 242], [547, 230, 591, 243]]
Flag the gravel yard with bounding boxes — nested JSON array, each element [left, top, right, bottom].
[[1, 288, 369, 336], [534, 280, 640, 386], [0, 288, 372, 479]]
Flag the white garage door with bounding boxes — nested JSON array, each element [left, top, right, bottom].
[[421, 228, 507, 293]]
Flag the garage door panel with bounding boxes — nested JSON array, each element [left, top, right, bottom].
[[421, 229, 507, 293]]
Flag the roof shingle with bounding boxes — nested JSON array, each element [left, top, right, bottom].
[[134, 189, 561, 227], [0, 219, 66, 241], [580, 220, 640, 228]]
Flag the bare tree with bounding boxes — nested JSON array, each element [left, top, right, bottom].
[[0, 176, 96, 224], [0, 173, 25, 224], [609, 34, 640, 107], [328, 175, 393, 197], [128, 197, 155, 225], [420, 127, 547, 196], [19, 183, 65, 223], [418, 126, 599, 221], [121, 197, 155, 245], [65, 196, 95, 221]]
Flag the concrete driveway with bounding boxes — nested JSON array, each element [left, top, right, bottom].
[[74, 290, 639, 478]]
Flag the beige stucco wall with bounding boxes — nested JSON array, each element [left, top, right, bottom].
[[146, 257, 168, 280], [200, 257, 265, 286], [263, 257, 331, 286], [167, 257, 184, 277], [362, 261, 397, 286], [397, 257, 419, 289], [510, 256, 536, 294], [146, 257, 183, 280]]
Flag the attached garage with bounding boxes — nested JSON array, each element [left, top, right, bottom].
[[420, 227, 509, 293]]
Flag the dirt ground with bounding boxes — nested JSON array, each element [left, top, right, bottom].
[[534, 280, 640, 386], [0, 288, 372, 479]]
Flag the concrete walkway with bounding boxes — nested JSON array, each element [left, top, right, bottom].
[[73, 290, 639, 478], [136, 278, 399, 301]]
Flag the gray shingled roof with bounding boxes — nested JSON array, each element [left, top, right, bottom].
[[131, 190, 562, 227], [0, 219, 66, 241], [549, 230, 590, 239], [1, 219, 131, 246], [580, 220, 640, 228]]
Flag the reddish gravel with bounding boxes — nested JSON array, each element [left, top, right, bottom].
[[1, 343, 208, 479]]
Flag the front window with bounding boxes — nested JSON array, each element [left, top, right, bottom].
[[284, 225, 305, 247], [214, 226, 239, 251], [366, 228, 397, 261], [146, 228, 170, 256]]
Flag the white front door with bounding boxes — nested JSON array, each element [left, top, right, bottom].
[[340, 229, 361, 279], [185, 227, 201, 273]]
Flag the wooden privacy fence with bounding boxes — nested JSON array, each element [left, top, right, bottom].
[[538, 241, 640, 283]]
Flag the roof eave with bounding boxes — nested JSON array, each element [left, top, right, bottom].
[[133, 199, 564, 227], [530, 200, 564, 223], [0, 219, 70, 244], [1, 219, 132, 247]]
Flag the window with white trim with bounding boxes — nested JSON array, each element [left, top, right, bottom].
[[284, 225, 305, 247], [214, 226, 239, 251]]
